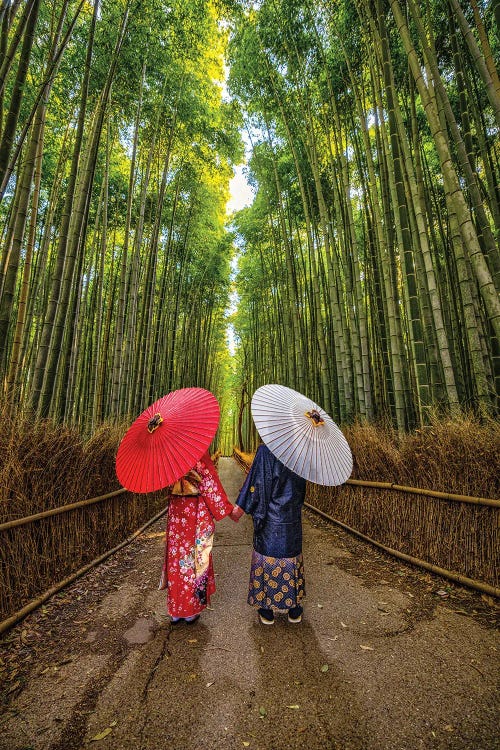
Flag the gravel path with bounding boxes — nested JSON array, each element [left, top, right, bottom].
[[0, 457, 498, 750]]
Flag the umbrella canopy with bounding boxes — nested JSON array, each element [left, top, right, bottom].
[[116, 388, 220, 493], [251, 384, 353, 486]]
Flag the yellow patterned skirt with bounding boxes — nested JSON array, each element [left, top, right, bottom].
[[247, 550, 305, 611]]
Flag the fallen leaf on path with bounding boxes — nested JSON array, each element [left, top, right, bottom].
[[259, 707, 267, 718], [206, 682, 215, 687], [360, 645, 374, 651], [243, 742, 250, 747], [187, 639, 198, 643], [286, 705, 300, 709], [340, 622, 347, 628], [90, 727, 113, 741], [320, 664, 329, 672]]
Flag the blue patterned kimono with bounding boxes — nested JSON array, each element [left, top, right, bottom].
[[236, 444, 307, 611]]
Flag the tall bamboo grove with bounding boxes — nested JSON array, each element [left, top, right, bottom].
[[228, 0, 499, 441]]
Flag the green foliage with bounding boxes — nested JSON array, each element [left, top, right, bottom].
[[227, 0, 500, 431], [0, 0, 244, 431], [1, 0, 498, 446]]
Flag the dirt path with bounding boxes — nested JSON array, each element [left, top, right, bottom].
[[0, 457, 498, 750]]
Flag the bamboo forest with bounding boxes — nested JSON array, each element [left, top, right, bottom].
[[0, 0, 499, 447], [0, 3, 499, 746]]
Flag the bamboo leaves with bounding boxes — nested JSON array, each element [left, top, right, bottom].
[[229, 0, 499, 433], [0, 0, 242, 426]]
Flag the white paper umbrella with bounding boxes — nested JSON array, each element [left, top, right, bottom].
[[251, 384, 353, 486]]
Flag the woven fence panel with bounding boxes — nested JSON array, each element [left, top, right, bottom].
[[0, 491, 166, 620]]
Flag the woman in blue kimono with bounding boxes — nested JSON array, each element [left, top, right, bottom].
[[231, 443, 307, 625]]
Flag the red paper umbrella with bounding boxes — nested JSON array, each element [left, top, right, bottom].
[[116, 388, 220, 493]]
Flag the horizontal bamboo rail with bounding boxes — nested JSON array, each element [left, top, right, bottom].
[[345, 479, 500, 508], [0, 505, 168, 636], [305, 502, 500, 599], [0, 488, 128, 532]]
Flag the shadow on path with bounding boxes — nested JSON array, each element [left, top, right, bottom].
[[238, 616, 368, 750]]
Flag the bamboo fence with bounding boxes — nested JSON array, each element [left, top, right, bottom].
[[232, 447, 500, 596], [0, 506, 168, 636], [0, 448, 223, 629], [1, 444, 498, 631], [0, 487, 167, 623]]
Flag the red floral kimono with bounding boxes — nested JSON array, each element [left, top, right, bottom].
[[159, 452, 233, 619]]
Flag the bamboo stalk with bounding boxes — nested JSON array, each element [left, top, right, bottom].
[[0, 505, 168, 636], [0, 488, 128, 532], [305, 502, 500, 598]]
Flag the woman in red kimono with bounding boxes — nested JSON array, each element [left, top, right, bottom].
[[159, 451, 235, 622]]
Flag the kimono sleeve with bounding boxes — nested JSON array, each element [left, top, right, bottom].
[[235, 444, 272, 525], [196, 452, 233, 521]]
